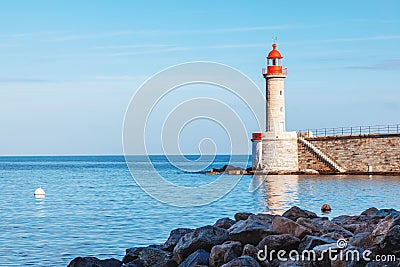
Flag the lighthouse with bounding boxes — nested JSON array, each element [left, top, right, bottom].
[[252, 42, 299, 173], [264, 43, 287, 132]]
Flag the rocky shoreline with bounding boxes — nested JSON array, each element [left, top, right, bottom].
[[68, 206, 400, 267], [205, 164, 400, 176]]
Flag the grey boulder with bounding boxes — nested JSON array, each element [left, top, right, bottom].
[[178, 249, 210, 267], [228, 217, 275, 245], [209, 241, 242, 267], [68, 257, 122, 267], [282, 206, 318, 221], [272, 216, 312, 239], [220, 256, 261, 267], [163, 228, 194, 252], [173, 225, 229, 264]]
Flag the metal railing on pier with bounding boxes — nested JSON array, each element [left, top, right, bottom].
[[298, 124, 400, 137]]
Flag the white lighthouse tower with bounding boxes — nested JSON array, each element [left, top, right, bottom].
[[264, 43, 287, 132], [252, 42, 299, 173]]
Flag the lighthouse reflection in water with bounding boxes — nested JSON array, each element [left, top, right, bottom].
[[252, 175, 300, 215], [253, 174, 400, 218]]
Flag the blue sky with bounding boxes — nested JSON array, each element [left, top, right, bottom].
[[0, 1, 399, 155]]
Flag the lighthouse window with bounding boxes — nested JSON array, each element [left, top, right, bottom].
[[280, 107, 283, 112], [272, 59, 277, 65], [279, 90, 282, 96]]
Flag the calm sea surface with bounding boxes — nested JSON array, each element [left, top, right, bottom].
[[0, 155, 399, 266]]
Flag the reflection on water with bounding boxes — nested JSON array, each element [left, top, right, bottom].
[[34, 199, 47, 218], [257, 175, 300, 215], [254, 175, 400, 218]]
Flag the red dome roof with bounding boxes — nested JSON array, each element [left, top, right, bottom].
[[267, 43, 282, 59]]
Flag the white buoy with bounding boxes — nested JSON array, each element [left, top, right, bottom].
[[34, 187, 45, 199]]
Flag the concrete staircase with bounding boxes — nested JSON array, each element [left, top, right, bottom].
[[298, 136, 346, 173]]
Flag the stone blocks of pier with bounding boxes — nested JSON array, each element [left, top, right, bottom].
[[298, 134, 400, 173]]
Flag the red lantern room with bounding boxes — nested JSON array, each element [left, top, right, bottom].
[[263, 43, 287, 75]]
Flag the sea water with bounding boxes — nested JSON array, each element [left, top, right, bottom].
[[0, 155, 399, 266]]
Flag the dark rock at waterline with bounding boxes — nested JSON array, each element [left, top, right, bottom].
[[221, 165, 242, 172], [360, 207, 379, 216], [123, 259, 144, 267], [220, 256, 261, 267], [256, 234, 300, 253], [122, 246, 163, 264], [67, 256, 122, 267], [178, 249, 210, 267], [209, 241, 242, 267], [139, 247, 176, 267], [123, 247, 146, 264], [122, 247, 176, 267], [234, 212, 254, 222], [272, 215, 312, 239], [214, 218, 236, 230], [248, 214, 275, 224], [372, 208, 399, 219], [228, 217, 275, 245], [162, 228, 194, 252], [282, 206, 318, 221], [173, 225, 229, 264], [331, 215, 352, 225], [209, 165, 247, 175]]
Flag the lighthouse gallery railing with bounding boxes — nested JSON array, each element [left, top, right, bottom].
[[262, 67, 288, 75]]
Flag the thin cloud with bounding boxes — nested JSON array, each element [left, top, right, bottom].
[[101, 43, 270, 54], [0, 32, 56, 39], [317, 35, 400, 43], [105, 25, 300, 36], [179, 24, 299, 34], [203, 43, 269, 49], [92, 44, 175, 50], [55, 35, 87, 41], [106, 46, 191, 56], [94, 75, 148, 81], [348, 59, 400, 70], [53, 30, 163, 42], [53, 24, 305, 42], [0, 77, 50, 83]]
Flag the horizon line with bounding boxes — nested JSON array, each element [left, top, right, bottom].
[[0, 154, 251, 157]]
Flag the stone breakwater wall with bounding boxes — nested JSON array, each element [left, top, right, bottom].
[[68, 206, 400, 267], [298, 134, 400, 173]]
